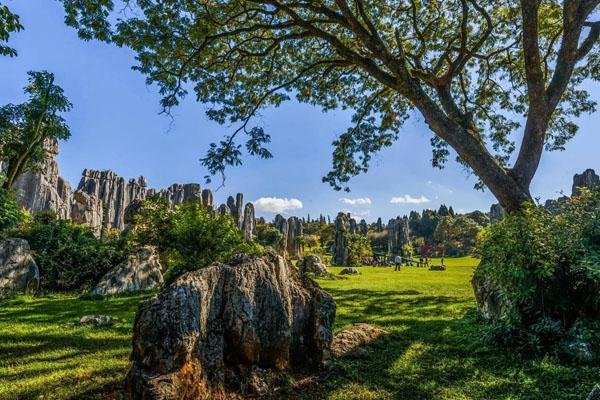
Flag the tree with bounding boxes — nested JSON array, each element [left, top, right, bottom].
[[62, 1, 600, 211], [132, 198, 263, 282], [0, 71, 72, 189], [346, 233, 373, 267], [0, 5, 22, 57], [434, 215, 481, 256]]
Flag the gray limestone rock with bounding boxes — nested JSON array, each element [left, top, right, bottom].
[[12, 140, 72, 219], [297, 254, 329, 277], [242, 202, 255, 241], [387, 216, 410, 255], [572, 169, 600, 196], [92, 246, 163, 296], [70, 190, 103, 235], [332, 212, 350, 266], [79, 315, 113, 327], [125, 254, 335, 399], [339, 267, 359, 275], [0, 238, 39, 295], [489, 203, 505, 223]]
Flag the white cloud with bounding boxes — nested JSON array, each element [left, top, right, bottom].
[[252, 197, 303, 213], [390, 195, 431, 205], [339, 197, 372, 206]]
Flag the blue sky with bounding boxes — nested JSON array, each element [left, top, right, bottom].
[[1, 1, 599, 222]]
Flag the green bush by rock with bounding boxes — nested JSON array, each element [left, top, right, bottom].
[[0, 185, 24, 234], [13, 212, 129, 291], [131, 197, 263, 283], [474, 189, 600, 361]]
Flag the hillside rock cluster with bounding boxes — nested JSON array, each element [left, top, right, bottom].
[[126, 254, 335, 399], [274, 214, 304, 258], [11, 141, 256, 239]]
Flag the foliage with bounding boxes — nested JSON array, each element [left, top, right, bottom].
[[401, 243, 413, 258], [0, 185, 23, 234], [434, 215, 481, 256], [60, 1, 600, 209], [0, 4, 22, 57], [14, 212, 128, 291], [131, 198, 263, 283], [475, 189, 600, 357], [0, 71, 72, 189], [346, 233, 373, 267], [255, 222, 284, 251], [319, 223, 335, 250]]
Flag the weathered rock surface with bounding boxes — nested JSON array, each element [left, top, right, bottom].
[[274, 215, 304, 258], [587, 385, 600, 400], [12, 140, 73, 219], [297, 254, 329, 277], [0, 238, 39, 294], [358, 219, 368, 235], [489, 203, 505, 222], [70, 190, 103, 235], [339, 267, 359, 275], [387, 216, 410, 255], [242, 202, 255, 241], [332, 213, 350, 266], [92, 246, 163, 296], [157, 183, 201, 207], [79, 315, 113, 327], [471, 272, 508, 320], [125, 254, 335, 399], [572, 169, 600, 196]]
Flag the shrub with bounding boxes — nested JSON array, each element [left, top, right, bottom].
[[346, 233, 372, 267], [474, 189, 600, 359], [132, 198, 264, 283], [0, 185, 24, 234], [255, 222, 284, 250], [14, 212, 128, 291]]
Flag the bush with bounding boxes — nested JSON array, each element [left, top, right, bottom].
[[255, 222, 284, 250], [14, 212, 128, 291], [0, 186, 24, 234], [132, 198, 264, 283], [474, 189, 600, 359], [346, 233, 372, 267]]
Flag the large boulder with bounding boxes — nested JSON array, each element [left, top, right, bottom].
[[126, 254, 336, 399], [297, 254, 329, 277], [92, 246, 163, 296], [0, 238, 39, 295], [471, 271, 509, 320]]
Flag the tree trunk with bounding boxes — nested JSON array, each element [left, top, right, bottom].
[[414, 93, 534, 213]]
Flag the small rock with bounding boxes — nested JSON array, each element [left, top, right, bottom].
[[297, 254, 329, 277], [339, 267, 359, 275], [80, 315, 113, 327]]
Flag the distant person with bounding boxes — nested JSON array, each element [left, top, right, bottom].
[[394, 255, 402, 271]]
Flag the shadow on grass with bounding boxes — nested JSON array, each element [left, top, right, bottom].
[[0, 293, 151, 400], [306, 287, 599, 400]]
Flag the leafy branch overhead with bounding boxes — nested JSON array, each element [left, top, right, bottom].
[[62, 0, 600, 210], [0, 5, 23, 57]]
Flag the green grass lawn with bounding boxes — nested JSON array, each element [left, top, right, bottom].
[[0, 257, 597, 399]]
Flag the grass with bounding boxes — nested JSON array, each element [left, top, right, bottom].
[[0, 292, 153, 400], [0, 257, 597, 399]]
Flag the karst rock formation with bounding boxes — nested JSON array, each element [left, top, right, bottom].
[[9, 140, 256, 238]]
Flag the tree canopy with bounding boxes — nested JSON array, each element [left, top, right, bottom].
[[0, 71, 72, 189], [0, 5, 22, 57], [61, 0, 600, 210]]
